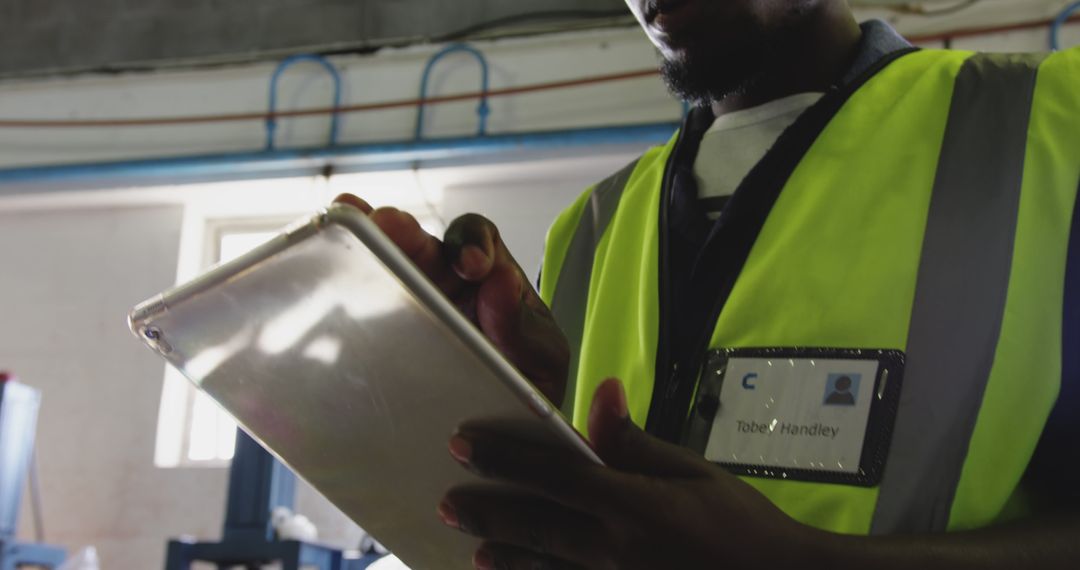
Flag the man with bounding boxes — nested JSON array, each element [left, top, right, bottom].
[[825, 376, 856, 406], [339, 0, 1080, 567]]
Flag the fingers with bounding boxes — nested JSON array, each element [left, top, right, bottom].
[[444, 213, 502, 282], [369, 207, 466, 296], [444, 214, 539, 296], [334, 195, 466, 295], [333, 193, 374, 214], [475, 264, 569, 404], [588, 379, 711, 478], [329, 201, 570, 403], [473, 542, 589, 570], [440, 487, 610, 568], [442, 214, 551, 314], [448, 430, 623, 517], [446, 214, 569, 403]]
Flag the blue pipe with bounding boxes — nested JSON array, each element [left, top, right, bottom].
[[415, 44, 491, 140], [266, 54, 343, 151], [0, 123, 678, 194], [1051, 1, 1080, 50]]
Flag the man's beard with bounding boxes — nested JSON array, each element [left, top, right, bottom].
[[656, 9, 796, 108], [659, 48, 768, 107]]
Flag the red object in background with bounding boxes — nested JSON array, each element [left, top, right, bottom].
[[0, 371, 11, 383]]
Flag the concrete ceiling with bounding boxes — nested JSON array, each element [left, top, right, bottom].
[[0, 0, 629, 78], [0, 0, 1068, 79]]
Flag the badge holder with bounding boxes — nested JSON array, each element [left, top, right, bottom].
[[682, 348, 904, 487]]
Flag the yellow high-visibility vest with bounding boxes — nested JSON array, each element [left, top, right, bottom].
[[540, 48, 1080, 534]]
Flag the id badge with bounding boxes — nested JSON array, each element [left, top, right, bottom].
[[682, 348, 904, 487]]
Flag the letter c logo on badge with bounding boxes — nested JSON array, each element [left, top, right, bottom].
[[742, 373, 758, 390]]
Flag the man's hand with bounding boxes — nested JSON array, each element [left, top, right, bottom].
[[437, 378, 817, 570], [438, 378, 1080, 569], [333, 194, 570, 406]]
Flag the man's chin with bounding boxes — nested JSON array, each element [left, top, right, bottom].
[[659, 53, 756, 107]]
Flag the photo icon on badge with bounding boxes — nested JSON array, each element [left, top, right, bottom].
[[824, 373, 860, 406]]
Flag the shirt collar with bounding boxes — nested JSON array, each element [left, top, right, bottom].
[[841, 20, 914, 86]]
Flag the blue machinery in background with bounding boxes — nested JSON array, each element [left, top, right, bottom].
[[0, 376, 66, 570], [165, 431, 383, 570]]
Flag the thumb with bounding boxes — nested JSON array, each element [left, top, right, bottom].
[[588, 378, 710, 477], [443, 213, 503, 282]]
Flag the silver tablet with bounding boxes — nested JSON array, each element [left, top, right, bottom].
[[129, 205, 599, 570]]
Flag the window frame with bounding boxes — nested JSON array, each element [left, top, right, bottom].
[[157, 205, 445, 468], [160, 216, 296, 468]]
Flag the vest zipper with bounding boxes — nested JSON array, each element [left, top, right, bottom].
[[649, 110, 693, 439]]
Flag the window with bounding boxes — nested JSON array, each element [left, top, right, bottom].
[[154, 172, 447, 467], [187, 228, 280, 463], [155, 223, 283, 467]]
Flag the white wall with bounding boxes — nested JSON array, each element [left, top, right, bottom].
[[0, 205, 218, 569], [0, 3, 1078, 569], [0, 152, 642, 570]]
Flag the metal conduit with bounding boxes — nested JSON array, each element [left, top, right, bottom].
[[0, 44, 677, 192], [0, 123, 679, 194]]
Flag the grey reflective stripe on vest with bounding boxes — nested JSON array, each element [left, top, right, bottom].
[[871, 53, 1047, 534], [549, 160, 639, 415]]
